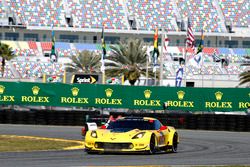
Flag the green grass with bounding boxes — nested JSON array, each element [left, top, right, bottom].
[[190, 166, 250, 167], [0, 135, 82, 152]]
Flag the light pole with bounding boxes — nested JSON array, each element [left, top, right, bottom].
[[159, 28, 165, 86], [146, 50, 149, 86]]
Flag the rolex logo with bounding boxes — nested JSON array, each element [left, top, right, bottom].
[[0, 85, 5, 94], [215, 91, 223, 101], [177, 91, 185, 100], [32, 86, 40, 95], [71, 87, 79, 96], [144, 89, 152, 99], [105, 88, 113, 97]]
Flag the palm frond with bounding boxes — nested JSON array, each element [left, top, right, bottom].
[[239, 70, 250, 85], [105, 38, 150, 85], [64, 50, 101, 73], [0, 42, 16, 77]]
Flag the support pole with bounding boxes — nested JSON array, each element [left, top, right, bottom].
[[159, 28, 165, 86], [146, 50, 148, 86], [101, 60, 105, 84], [102, 71, 105, 84]]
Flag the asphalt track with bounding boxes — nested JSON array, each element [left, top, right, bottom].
[[0, 124, 250, 167]]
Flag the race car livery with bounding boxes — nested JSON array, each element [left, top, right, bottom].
[[84, 117, 179, 154]]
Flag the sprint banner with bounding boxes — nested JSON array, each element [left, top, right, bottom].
[[0, 82, 249, 112]]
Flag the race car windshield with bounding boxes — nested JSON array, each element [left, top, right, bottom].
[[107, 120, 155, 130]]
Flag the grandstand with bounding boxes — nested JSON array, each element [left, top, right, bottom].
[[0, 0, 249, 87]]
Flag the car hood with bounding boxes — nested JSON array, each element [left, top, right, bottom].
[[96, 129, 143, 139]]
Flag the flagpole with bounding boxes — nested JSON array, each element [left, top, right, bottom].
[[154, 68, 156, 86], [101, 46, 105, 84], [102, 58, 105, 84], [201, 33, 204, 88], [101, 25, 106, 84], [200, 25, 204, 87], [184, 40, 188, 87], [212, 63, 215, 87], [184, 17, 195, 87], [160, 28, 165, 86], [201, 52, 204, 87], [146, 48, 148, 86], [152, 27, 159, 86], [184, 18, 188, 87]]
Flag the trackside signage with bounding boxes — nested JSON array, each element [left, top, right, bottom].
[[71, 74, 99, 84], [0, 82, 249, 112]]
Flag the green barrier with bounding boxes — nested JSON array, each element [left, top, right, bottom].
[[0, 81, 249, 112]]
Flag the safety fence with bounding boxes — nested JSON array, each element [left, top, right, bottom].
[[0, 110, 250, 132]]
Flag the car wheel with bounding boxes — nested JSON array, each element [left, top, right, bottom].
[[86, 151, 96, 154], [149, 135, 156, 154], [171, 133, 178, 153]]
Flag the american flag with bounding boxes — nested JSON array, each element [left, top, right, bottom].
[[186, 18, 195, 52]]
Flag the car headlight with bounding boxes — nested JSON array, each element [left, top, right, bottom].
[[91, 131, 98, 138], [132, 132, 146, 139]]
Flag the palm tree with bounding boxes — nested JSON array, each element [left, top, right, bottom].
[[105, 38, 157, 85], [65, 50, 101, 74], [0, 42, 16, 77], [239, 56, 250, 86]]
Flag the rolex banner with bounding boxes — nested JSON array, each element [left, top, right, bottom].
[[0, 82, 249, 112]]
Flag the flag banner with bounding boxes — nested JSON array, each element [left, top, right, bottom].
[[50, 28, 57, 62], [163, 33, 169, 60], [221, 58, 229, 68], [190, 53, 202, 68], [212, 51, 221, 62], [196, 29, 204, 54], [186, 18, 195, 52], [101, 26, 106, 72], [101, 26, 106, 58], [152, 27, 159, 71], [164, 33, 169, 53], [175, 67, 184, 87]]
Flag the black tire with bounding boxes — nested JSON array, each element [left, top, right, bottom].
[[85, 150, 96, 154], [149, 135, 156, 154], [171, 133, 178, 153]]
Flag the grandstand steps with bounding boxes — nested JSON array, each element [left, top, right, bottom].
[[70, 43, 75, 50], [229, 48, 234, 55], [171, 0, 182, 31], [2, 0, 9, 15], [36, 42, 44, 57], [120, 0, 132, 30], [62, 0, 70, 27], [213, 0, 227, 32], [233, 27, 250, 36], [16, 42, 21, 51], [8, 61, 20, 78]]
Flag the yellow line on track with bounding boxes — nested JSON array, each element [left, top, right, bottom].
[[0, 135, 85, 150]]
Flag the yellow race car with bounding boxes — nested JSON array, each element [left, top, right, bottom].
[[84, 117, 179, 154]]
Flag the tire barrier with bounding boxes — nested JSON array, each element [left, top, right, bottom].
[[0, 109, 250, 131], [0, 109, 100, 126]]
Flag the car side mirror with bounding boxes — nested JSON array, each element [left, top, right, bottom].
[[160, 125, 167, 131]]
